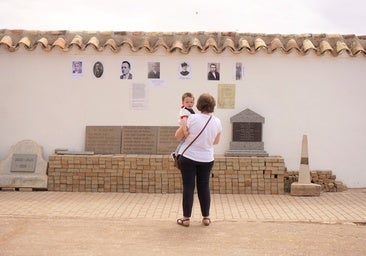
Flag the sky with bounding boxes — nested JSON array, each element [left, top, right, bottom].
[[1, 0, 366, 35]]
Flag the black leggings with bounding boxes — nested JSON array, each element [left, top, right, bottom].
[[179, 156, 214, 218]]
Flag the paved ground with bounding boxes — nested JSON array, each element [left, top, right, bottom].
[[1, 189, 366, 255]]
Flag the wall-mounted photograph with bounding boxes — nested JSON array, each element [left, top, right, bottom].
[[148, 62, 160, 79], [235, 62, 244, 80], [93, 61, 104, 78], [120, 61, 133, 79], [178, 61, 191, 79], [207, 63, 220, 80], [72, 61, 83, 76]]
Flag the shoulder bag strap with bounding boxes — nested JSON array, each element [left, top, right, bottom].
[[181, 115, 212, 156]]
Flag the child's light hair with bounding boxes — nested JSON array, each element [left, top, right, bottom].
[[182, 92, 194, 102]]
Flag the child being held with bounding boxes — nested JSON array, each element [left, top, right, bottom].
[[172, 92, 195, 159]]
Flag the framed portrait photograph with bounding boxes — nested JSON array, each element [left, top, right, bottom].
[[207, 63, 220, 80], [93, 61, 104, 78], [147, 62, 160, 79], [235, 62, 244, 80], [72, 61, 83, 76], [178, 61, 191, 79], [120, 60, 133, 80]]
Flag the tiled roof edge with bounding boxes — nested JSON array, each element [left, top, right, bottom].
[[0, 29, 365, 57]]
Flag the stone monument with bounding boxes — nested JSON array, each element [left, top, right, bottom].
[[291, 135, 321, 196], [225, 108, 268, 156], [85, 126, 122, 154], [84, 125, 179, 155], [0, 140, 48, 190], [121, 126, 178, 154]]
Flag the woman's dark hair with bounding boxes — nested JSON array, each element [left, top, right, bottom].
[[196, 93, 216, 113]]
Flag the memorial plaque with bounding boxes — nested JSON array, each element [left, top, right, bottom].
[[85, 126, 122, 154], [10, 154, 37, 172], [1, 140, 49, 188], [226, 109, 268, 156], [121, 126, 157, 154], [157, 126, 179, 154], [232, 122, 262, 142]]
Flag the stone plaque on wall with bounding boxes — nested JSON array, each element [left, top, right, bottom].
[[122, 126, 158, 154], [157, 126, 179, 154], [121, 126, 179, 154], [232, 122, 262, 142], [85, 126, 122, 154], [85, 126, 179, 155], [10, 154, 37, 172], [225, 108, 268, 156]]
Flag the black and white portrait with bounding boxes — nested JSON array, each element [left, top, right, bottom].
[[120, 60, 133, 79], [93, 61, 104, 78], [72, 61, 83, 76], [178, 61, 191, 79], [207, 63, 220, 80], [235, 62, 243, 80], [148, 62, 160, 79]]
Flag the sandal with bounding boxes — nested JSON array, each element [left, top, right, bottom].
[[202, 217, 211, 226], [177, 218, 190, 227]]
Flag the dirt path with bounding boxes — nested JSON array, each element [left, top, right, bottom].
[[1, 216, 365, 256]]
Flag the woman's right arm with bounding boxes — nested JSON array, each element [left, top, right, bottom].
[[213, 133, 221, 145], [175, 125, 185, 141]]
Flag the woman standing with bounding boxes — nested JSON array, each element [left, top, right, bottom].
[[175, 93, 222, 227]]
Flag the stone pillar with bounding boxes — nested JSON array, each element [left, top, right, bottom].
[[291, 135, 321, 196], [298, 135, 311, 184]]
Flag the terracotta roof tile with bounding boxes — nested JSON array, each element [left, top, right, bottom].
[[18, 37, 31, 48], [1, 35, 13, 48], [171, 39, 184, 53], [0, 29, 365, 57], [222, 38, 235, 52], [336, 41, 351, 54], [269, 37, 285, 53], [254, 38, 266, 51], [238, 38, 251, 53], [37, 37, 49, 49], [319, 40, 333, 55], [204, 37, 218, 52], [52, 37, 66, 49], [70, 35, 83, 49], [286, 38, 301, 53], [190, 37, 203, 50], [350, 39, 365, 55], [104, 38, 117, 49], [155, 37, 169, 51], [87, 36, 100, 50], [302, 39, 317, 54]]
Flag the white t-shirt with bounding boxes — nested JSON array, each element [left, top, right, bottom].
[[178, 113, 222, 162], [178, 107, 193, 123]]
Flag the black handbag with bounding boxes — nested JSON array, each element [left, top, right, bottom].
[[174, 116, 212, 169]]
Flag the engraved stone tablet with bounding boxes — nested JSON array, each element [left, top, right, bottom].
[[0, 140, 48, 188], [85, 126, 122, 154], [11, 154, 37, 172], [225, 109, 268, 156], [122, 126, 158, 154], [232, 122, 262, 142], [157, 126, 179, 154]]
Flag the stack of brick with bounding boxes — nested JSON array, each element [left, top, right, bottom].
[[48, 155, 182, 193], [211, 156, 285, 194], [48, 155, 286, 194], [284, 170, 347, 192]]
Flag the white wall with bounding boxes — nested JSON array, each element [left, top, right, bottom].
[[1, 47, 365, 187]]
